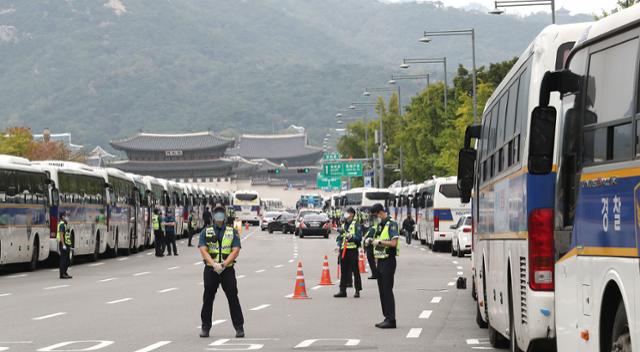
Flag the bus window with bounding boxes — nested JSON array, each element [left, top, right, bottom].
[[439, 184, 461, 198]]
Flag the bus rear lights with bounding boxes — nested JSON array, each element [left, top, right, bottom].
[[528, 208, 554, 291], [434, 215, 440, 231]]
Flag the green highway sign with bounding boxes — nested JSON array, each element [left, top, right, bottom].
[[343, 161, 363, 177], [316, 173, 341, 190], [323, 152, 342, 161], [322, 160, 363, 177]]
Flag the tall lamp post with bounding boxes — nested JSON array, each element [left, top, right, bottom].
[[337, 106, 368, 159], [489, 0, 555, 24], [420, 29, 477, 123], [400, 57, 448, 112]]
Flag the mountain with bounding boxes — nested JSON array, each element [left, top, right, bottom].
[[0, 0, 592, 150]]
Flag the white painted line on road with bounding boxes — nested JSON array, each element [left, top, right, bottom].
[[0, 293, 12, 297], [311, 285, 324, 290], [419, 310, 433, 319], [133, 341, 172, 352], [466, 339, 480, 345], [431, 296, 442, 304], [88, 262, 105, 267], [255, 269, 266, 273], [6, 274, 27, 279], [98, 277, 117, 282], [447, 281, 455, 286], [133, 271, 150, 276], [288, 259, 294, 263], [167, 266, 180, 270], [406, 328, 422, 338], [249, 304, 271, 311], [157, 288, 179, 293], [274, 264, 284, 268], [452, 260, 459, 264], [193, 261, 202, 266], [420, 248, 426, 251], [457, 266, 463, 270], [106, 297, 132, 304], [32, 312, 66, 320], [237, 275, 246, 279], [471, 348, 494, 350], [457, 271, 464, 276], [43, 285, 70, 290], [212, 319, 226, 326], [49, 269, 58, 272], [117, 257, 128, 261], [147, 252, 153, 255], [285, 293, 294, 298]]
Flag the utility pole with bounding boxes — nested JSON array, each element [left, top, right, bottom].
[[400, 146, 404, 188]]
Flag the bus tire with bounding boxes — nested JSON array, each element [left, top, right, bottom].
[[90, 232, 100, 262], [109, 232, 119, 258], [125, 230, 133, 256], [28, 236, 39, 271], [476, 302, 488, 328], [609, 301, 631, 352], [508, 274, 522, 352], [420, 239, 427, 246], [489, 324, 508, 348]]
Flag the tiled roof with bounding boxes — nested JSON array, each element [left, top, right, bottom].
[[226, 133, 322, 161], [108, 158, 237, 173], [110, 132, 234, 152]]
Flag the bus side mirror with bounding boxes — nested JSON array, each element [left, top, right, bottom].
[[51, 188, 60, 207], [528, 106, 557, 175], [457, 148, 476, 204]]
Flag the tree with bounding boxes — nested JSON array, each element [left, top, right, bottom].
[[595, 0, 638, 19], [0, 127, 84, 161]]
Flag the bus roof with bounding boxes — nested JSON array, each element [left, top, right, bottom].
[[573, 5, 640, 50]]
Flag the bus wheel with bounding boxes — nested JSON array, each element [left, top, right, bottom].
[[110, 232, 119, 258], [90, 232, 100, 262], [125, 230, 133, 256], [508, 278, 522, 352], [489, 324, 508, 348], [420, 239, 427, 246], [28, 237, 39, 271], [476, 302, 488, 328], [610, 301, 631, 352]]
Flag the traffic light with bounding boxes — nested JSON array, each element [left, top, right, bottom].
[[267, 168, 281, 174], [296, 168, 310, 174]]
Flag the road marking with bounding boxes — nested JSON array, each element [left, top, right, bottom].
[[106, 298, 132, 304], [98, 277, 117, 282], [49, 269, 58, 272], [452, 260, 459, 264], [431, 296, 442, 303], [213, 319, 226, 326], [157, 287, 179, 293], [147, 252, 153, 255], [311, 285, 323, 290], [193, 261, 202, 266], [249, 304, 271, 311], [288, 259, 294, 263], [274, 264, 284, 268], [457, 271, 464, 276], [133, 271, 150, 276], [419, 310, 433, 319], [117, 257, 128, 261], [43, 285, 70, 290], [447, 281, 455, 286], [457, 266, 463, 270], [471, 348, 494, 350], [32, 312, 66, 320], [237, 275, 246, 279], [255, 269, 266, 273], [284, 293, 294, 298], [6, 274, 27, 279], [295, 339, 360, 348], [466, 339, 480, 345], [133, 341, 172, 352], [88, 262, 105, 267], [167, 266, 180, 270], [406, 328, 422, 338], [420, 248, 426, 251], [0, 293, 12, 297]]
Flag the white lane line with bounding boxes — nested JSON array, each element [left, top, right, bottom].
[[212, 319, 226, 326], [133, 341, 172, 352], [466, 339, 480, 345], [32, 312, 66, 320], [167, 266, 180, 270], [311, 285, 323, 290], [106, 298, 133, 305], [420, 248, 426, 251], [288, 259, 294, 263], [133, 271, 151, 276], [457, 271, 464, 276], [457, 266, 463, 270], [406, 328, 422, 338], [419, 310, 433, 319], [117, 257, 128, 261], [431, 296, 442, 304], [98, 277, 117, 282], [452, 260, 459, 264], [471, 347, 494, 350], [255, 269, 266, 273], [447, 281, 455, 286], [0, 293, 12, 297], [6, 274, 27, 279], [147, 252, 153, 255], [49, 269, 58, 272], [237, 275, 246, 279], [88, 262, 105, 267], [193, 261, 202, 266], [284, 293, 294, 298], [43, 285, 70, 290], [274, 265, 284, 268], [157, 288, 179, 293], [250, 304, 271, 311]]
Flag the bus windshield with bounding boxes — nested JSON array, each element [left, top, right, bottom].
[[438, 184, 461, 198], [235, 193, 258, 202]]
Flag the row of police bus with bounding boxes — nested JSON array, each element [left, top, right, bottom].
[[455, 6, 640, 352], [0, 155, 232, 270]]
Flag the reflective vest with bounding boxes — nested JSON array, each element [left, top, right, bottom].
[[189, 214, 197, 228], [374, 219, 399, 259], [341, 221, 358, 250], [152, 214, 161, 230], [56, 221, 71, 246], [205, 226, 236, 267]]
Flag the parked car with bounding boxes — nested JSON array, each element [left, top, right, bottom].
[[451, 214, 472, 257], [261, 211, 282, 231], [268, 212, 297, 234], [294, 208, 323, 236], [298, 213, 331, 238]]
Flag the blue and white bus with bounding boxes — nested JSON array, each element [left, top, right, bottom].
[[0, 156, 50, 270], [95, 168, 136, 256], [457, 22, 593, 351]]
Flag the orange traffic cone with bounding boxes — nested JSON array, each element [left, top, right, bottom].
[[358, 249, 367, 274], [245, 222, 249, 230], [291, 261, 311, 299], [319, 255, 334, 285]]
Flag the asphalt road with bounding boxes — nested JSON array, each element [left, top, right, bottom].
[[0, 227, 495, 352]]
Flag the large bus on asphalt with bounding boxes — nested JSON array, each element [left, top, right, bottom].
[[232, 190, 261, 225], [341, 187, 390, 213], [456, 22, 593, 351], [297, 194, 323, 209], [33, 161, 108, 262], [0, 156, 51, 270], [262, 198, 284, 211], [131, 173, 151, 250], [417, 177, 470, 251], [95, 168, 136, 256]]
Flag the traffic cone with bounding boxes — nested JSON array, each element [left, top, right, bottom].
[[291, 261, 311, 299], [319, 255, 334, 285], [245, 222, 249, 230], [358, 249, 367, 274]]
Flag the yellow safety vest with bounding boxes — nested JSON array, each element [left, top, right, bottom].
[[205, 226, 236, 267], [374, 219, 399, 259], [152, 214, 161, 230], [56, 221, 72, 246], [189, 214, 197, 228], [341, 221, 358, 249]]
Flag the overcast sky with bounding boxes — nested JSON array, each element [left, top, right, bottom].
[[382, 0, 621, 16]]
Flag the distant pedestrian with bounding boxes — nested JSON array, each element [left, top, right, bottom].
[[57, 211, 73, 279], [164, 209, 178, 256], [402, 214, 415, 245], [188, 209, 197, 247], [153, 208, 165, 257], [203, 207, 212, 227]]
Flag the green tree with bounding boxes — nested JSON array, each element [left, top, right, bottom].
[[596, 0, 638, 19]]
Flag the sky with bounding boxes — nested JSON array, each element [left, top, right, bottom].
[[382, 0, 621, 16]]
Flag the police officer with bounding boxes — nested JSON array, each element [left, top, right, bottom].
[[153, 208, 165, 257], [363, 213, 378, 280], [202, 206, 212, 227], [334, 207, 362, 298], [365, 203, 399, 329], [188, 209, 197, 247], [199, 205, 245, 339], [164, 208, 178, 256], [57, 211, 72, 279]]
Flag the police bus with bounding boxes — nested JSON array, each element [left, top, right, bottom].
[[232, 190, 261, 225], [456, 22, 593, 351], [0, 156, 51, 270], [95, 168, 136, 256], [523, 7, 640, 351], [341, 187, 390, 213], [33, 161, 108, 262], [131, 173, 152, 250]]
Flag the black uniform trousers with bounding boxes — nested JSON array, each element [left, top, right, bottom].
[[339, 248, 362, 291], [154, 230, 165, 256], [58, 243, 70, 277], [365, 245, 377, 278], [165, 231, 177, 255], [188, 225, 195, 246], [201, 266, 245, 331], [375, 255, 396, 322]]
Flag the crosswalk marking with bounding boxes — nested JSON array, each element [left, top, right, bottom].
[[133, 341, 172, 352], [43, 285, 70, 290], [250, 304, 271, 311], [133, 271, 150, 276], [117, 257, 128, 261], [447, 281, 455, 286], [430, 296, 442, 303], [237, 275, 246, 279], [0, 293, 12, 297], [255, 269, 266, 273], [106, 298, 132, 304], [285, 293, 294, 298], [98, 277, 117, 282], [157, 287, 178, 293], [406, 328, 422, 338], [88, 262, 105, 267], [419, 310, 432, 319], [167, 266, 180, 270], [33, 312, 66, 320]]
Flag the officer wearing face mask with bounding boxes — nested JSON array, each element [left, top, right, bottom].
[[362, 213, 379, 280], [198, 205, 245, 339], [334, 207, 362, 298], [57, 211, 73, 279]]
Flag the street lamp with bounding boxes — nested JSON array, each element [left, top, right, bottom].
[[490, 0, 555, 23], [401, 57, 448, 112], [420, 29, 477, 123], [337, 107, 369, 159]]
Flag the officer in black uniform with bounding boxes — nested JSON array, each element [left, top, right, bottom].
[[334, 207, 363, 298], [363, 214, 378, 280], [57, 211, 72, 279], [198, 205, 245, 339]]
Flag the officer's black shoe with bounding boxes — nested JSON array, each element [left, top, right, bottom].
[[60, 274, 72, 279], [375, 320, 396, 329], [333, 291, 347, 298], [174, 253, 179, 256], [235, 328, 245, 338], [367, 276, 377, 280], [354, 290, 360, 298], [199, 329, 210, 338]]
